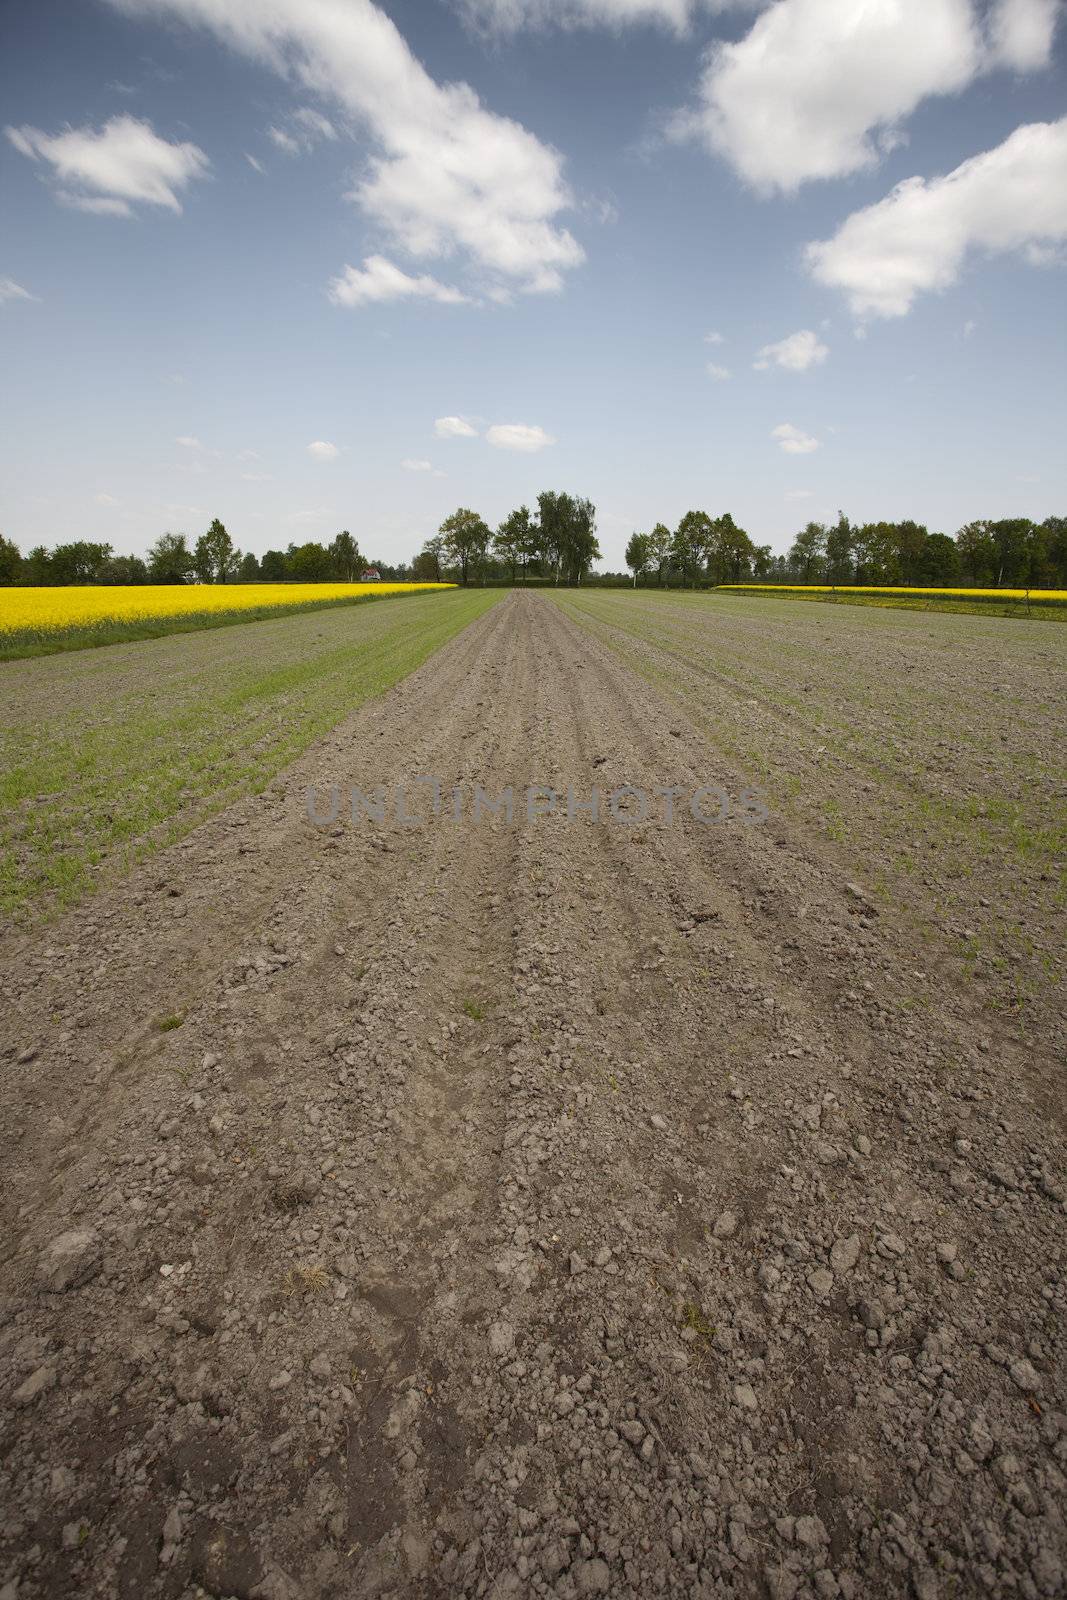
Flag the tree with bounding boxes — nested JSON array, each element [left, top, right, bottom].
[[440, 508, 490, 585], [0, 535, 22, 583], [752, 543, 773, 579], [672, 511, 712, 588], [329, 529, 361, 582], [287, 541, 333, 581], [416, 534, 446, 581], [261, 549, 288, 581], [237, 551, 261, 582], [648, 523, 672, 586], [195, 518, 238, 583], [625, 531, 652, 586], [410, 549, 440, 581], [48, 542, 113, 584], [494, 507, 534, 583], [707, 512, 754, 584], [23, 546, 52, 584], [787, 522, 827, 582], [955, 521, 996, 586], [147, 531, 194, 584], [97, 554, 148, 584], [536, 492, 600, 585], [824, 513, 855, 584]]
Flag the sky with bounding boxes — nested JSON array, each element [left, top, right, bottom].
[[1, 0, 1065, 569]]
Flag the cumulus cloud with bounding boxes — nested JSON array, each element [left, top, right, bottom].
[[307, 440, 339, 461], [485, 423, 555, 452], [175, 435, 203, 449], [806, 117, 1067, 318], [0, 276, 36, 305], [107, 0, 584, 294], [5, 114, 209, 214], [772, 422, 820, 454], [674, 0, 1059, 194], [328, 255, 468, 308], [401, 457, 433, 471], [754, 328, 829, 371], [95, 492, 120, 506], [988, 0, 1061, 69], [706, 362, 731, 380], [704, 330, 725, 344], [434, 416, 479, 439]]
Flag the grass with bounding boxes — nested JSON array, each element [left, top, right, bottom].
[[1, 587, 502, 922]]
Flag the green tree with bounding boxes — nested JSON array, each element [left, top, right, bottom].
[[196, 518, 238, 583], [147, 531, 195, 584], [287, 541, 333, 581], [440, 508, 490, 585], [0, 535, 23, 583], [23, 545, 52, 584], [494, 507, 534, 583], [625, 531, 652, 586], [672, 511, 712, 588], [97, 554, 148, 584], [260, 549, 288, 581], [49, 542, 113, 584], [648, 523, 672, 586], [787, 522, 827, 582], [329, 529, 361, 582], [824, 513, 855, 584], [237, 551, 261, 582], [707, 512, 754, 584]]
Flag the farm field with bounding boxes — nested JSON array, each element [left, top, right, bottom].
[[0, 590, 1064, 1599], [0, 581, 455, 660]]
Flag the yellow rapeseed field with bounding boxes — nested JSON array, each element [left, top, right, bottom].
[[718, 584, 1067, 600], [0, 582, 455, 641]]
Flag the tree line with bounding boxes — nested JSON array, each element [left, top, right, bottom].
[[0, 523, 405, 586], [3, 506, 1064, 591], [622, 511, 1067, 590], [412, 491, 601, 585]]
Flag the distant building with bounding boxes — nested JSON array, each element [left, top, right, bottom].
[[360, 568, 381, 582]]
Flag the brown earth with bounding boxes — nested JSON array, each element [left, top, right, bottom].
[[0, 590, 1064, 1600]]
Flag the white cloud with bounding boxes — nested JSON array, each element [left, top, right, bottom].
[[107, 0, 584, 295], [241, 471, 273, 481], [806, 118, 1067, 319], [784, 488, 815, 500], [754, 328, 829, 371], [0, 276, 36, 305], [706, 362, 732, 380], [267, 125, 300, 155], [245, 152, 266, 173], [458, 0, 703, 29], [293, 107, 336, 142], [95, 492, 120, 506], [434, 416, 479, 439], [307, 440, 339, 461], [704, 329, 724, 344], [486, 423, 555, 452], [401, 457, 433, 471], [175, 434, 203, 448], [988, 0, 1060, 69], [679, 0, 984, 193], [772, 422, 820, 454], [268, 107, 337, 155], [328, 255, 468, 308], [5, 114, 209, 214], [963, 318, 977, 337]]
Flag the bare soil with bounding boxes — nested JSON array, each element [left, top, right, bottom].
[[0, 591, 1063, 1600]]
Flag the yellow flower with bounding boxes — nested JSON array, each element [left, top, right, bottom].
[[0, 582, 455, 638]]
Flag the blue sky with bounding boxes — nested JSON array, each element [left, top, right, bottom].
[[2, 0, 1065, 568]]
